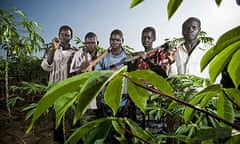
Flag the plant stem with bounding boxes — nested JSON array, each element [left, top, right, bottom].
[[124, 74, 240, 130], [5, 60, 12, 125]]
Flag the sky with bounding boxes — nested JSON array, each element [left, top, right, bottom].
[[1, 0, 240, 55]]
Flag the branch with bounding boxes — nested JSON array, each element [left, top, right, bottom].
[[123, 74, 240, 130]]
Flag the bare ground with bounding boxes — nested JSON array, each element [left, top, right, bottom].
[[0, 97, 54, 144]]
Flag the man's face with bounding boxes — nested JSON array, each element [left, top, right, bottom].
[[182, 20, 200, 41], [85, 36, 98, 53], [142, 31, 154, 50], [59, 29, 72, 44], [110, 34, 123, 50]]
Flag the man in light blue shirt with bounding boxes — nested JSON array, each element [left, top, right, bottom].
[[95, 29, 129, 117]]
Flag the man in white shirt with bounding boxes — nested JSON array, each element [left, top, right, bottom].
[[169, 17, 209, 79], [70, 32, 98, 74], [41, 25, 76, 144]]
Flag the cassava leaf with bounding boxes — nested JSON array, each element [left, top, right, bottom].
[[217, 93, 234, 128], [105, 75, 123, 116], [127, 74, 149, 114], [84, 118, 112, 144], [167, 0, 183, 19], [209, 41, 240, 83], [225, 134, 240, 144], [66, 117, 113, 144], [223, 88, 240, 107], [193, 127, 231, 141], [228, 48, 240, 88], [129, 70, 174, 96], [54, 92, 78, 128], [201, 26, 240, 71], [184, 85, 222, 124], [74, 70, 113, 124], [26, 71, 96, 134], [183, 94, 204, 124], [130, 0, 144, 8], [74, 66, 127, 124], [215, 0, 222, 6], [125, 118, 156, 144]]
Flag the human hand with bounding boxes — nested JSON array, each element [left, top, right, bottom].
[[137, 51, 147, 60], [52, 37, 61, 49], [168, 48, 177, 64], [80, 61, 89, 70]]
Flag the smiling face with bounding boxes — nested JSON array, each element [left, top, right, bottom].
[[182, 20, 201, 41]]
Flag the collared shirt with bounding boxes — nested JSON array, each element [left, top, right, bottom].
[[41, 46, 76, 83], [137, 47, 170, 72], [70, 49, 92, 73], [169, 42, 209, 79]]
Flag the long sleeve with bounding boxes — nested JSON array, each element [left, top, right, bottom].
[[70, 50, 91, 73]]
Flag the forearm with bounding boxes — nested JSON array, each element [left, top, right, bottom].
[[47, 48, 56, 65], [145, 59, 167, 77]]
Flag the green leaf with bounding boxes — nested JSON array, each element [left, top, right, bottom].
[[14, 9, 26, 17], [167, 0, 183, 19], [125, 118, 156, 144], [201, 26, 240, 71], [209, 41, 240, 83], [26, 71, 97, 134], [228, 48, 240, 87], [197, 84, 222, 95], [225, 134, 240, 144], [166, 101, 178, 112], [215, 0, 222, 6], [112, 119, 125, 136], [105, 75, 123, 116], [217, 26, 240, 46], [84, 118, 112, 144], [184, 85, 222, 124], [224, 88, 240, 107], [54, 92, 78, 128], [127, 74, 149, 113], [66, 117, 113, 144], [74, 66, 127, 124], [183, 94, 204, 124], [193, 127, 231, 141], [74, 70, 113, 124], [32, 21, 43, 30], [217, 93, 234, 128], [129, 70, 174, 96], [130, 0, 144, 8], [21, 103, 37, 120]]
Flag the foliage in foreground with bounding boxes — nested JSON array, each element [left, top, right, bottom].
[[26, 65, 240, 143], [24, 0, 240, 143]]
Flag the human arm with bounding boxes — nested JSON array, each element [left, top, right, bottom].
[[47, 37, 61, 65], [70, 50, 91, 74], [145, 58, 167, 77]]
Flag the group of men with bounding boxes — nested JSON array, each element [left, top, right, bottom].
[[41, 17, 210, 143]]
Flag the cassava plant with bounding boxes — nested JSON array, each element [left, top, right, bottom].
[[26, 0, 240, 143], [0, 7, 44, 124]]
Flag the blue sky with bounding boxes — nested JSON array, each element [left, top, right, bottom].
[[1, 0, 240, 54]]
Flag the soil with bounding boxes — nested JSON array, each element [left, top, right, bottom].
[[0, 96, 54, 144]]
